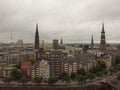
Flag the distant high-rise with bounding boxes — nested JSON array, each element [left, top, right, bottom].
[[100, 23, 106, 52], [41, 40, 45, 47], [53, 39, 58, 50], [17, 39, 23, 44], [91, 35, 94, 49], [35, 23, 39, 60]]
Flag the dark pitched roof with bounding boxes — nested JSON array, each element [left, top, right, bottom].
[[62, 53, 96, 64]]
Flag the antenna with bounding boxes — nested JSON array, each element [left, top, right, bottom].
[[11, 32, 12, 40]]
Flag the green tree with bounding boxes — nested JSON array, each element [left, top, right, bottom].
[[48, 76, 58, 85], [3, 77, 12, 84], [63, 76, 71, 85], [76, 75, 85, 85], [33, 77, 43, 85], [98, 61, 106, 70], [19, 75, 29, 85], [109, 68, 116, 73], [117, 64, 120, 68], [70, 72, 76, 80], [103, 70, 108, 75], [77, 68, 86, 76], [16, 62, 21, 69], [96, 72, 103, 77], [62, 71, 68, 78], [29, 59, 35, 65], [10, 68, 22, 80], [114, 65, 120, 71], [87, 73, 96, 80]]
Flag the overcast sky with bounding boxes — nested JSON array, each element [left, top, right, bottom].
[[0, 0, 120, 43]]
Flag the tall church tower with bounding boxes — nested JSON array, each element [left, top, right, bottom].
[[35, 23, 39, 60], [100, 23, 106, 52], [91, 35, 94, 49], [35, 23, 39, 50]]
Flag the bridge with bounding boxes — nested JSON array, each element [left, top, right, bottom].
[[100, 72, 120, 90]]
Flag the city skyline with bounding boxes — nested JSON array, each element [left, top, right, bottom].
[[0, 0, 120, 43]]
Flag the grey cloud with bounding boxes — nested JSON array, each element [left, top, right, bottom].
[[0, 0, 120, 43]]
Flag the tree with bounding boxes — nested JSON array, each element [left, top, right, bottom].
[[114, 65, 120, 71], [117, 64, 120, 68], [103, 70, 108, 75], [109, 68, 116, 73], [33, 77, 43, 85], [77, 68, 86, 76], [48, 76, 58, 85], [61, 71, 68, 78], [29, 59, 35, 65], [63, 76, 71, 85], [96, 72, 103, 77], [98, 61, 106, 70], [76, 75, 85, 85], [16, 62, 21, 69], [3, 77, 12, 84], [87, 73, 96, 80], [70, 72, 76, 80], [10, 68, 22, 80], [19, 75, 29, 85]]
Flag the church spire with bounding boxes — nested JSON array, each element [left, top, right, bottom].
[[100, 23, 106, 52], [102, 22, 105, 33], [35, 23, 39, 49], [36, 23, 38, 32], [35, 23, 39, 61], [91, 34, 94, 49]]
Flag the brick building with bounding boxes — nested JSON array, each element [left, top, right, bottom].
[[27, 60, 50, 79], [62, 53, 97, 76], [49, 50, 67, 77]]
